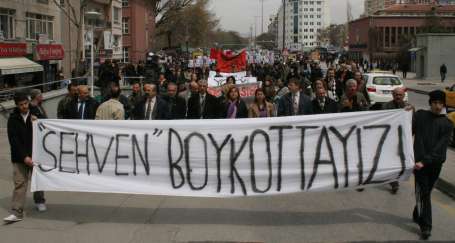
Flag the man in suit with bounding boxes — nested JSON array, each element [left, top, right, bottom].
[[312, 87, 338, 114], [133, 83, 169, 120], [65, 85, 99, 120], [29, 89, 48, 119], [4, 93, 46, 223], [57, 82, 78, 119], [187, 80, 220, 119], [163, 82, 186, 120], [278, 78, 313, 117]]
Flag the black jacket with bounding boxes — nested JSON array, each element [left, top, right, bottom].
[[163, 95, 187, 120], [278, 92, 313, 117], [413, 110, 453, 166], [133, 96, 169, 120], [221, 99, 248, 119], [312, 97, 339, 114], [187, 93, 220, 119], [7, 108, 33, 164], [65, 97, 99, 120]]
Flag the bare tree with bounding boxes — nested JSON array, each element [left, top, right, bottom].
[[51, 0, 88, 76]]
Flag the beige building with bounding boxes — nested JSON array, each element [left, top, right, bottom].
[[0, 0, 68, 89], [84, 0, 123, 63], [364, 0, 396, 16]]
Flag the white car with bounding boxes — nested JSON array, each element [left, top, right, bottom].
[[362, 73, 409, 105]]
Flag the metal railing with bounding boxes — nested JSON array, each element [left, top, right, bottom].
[[0, 77, 88, 102]]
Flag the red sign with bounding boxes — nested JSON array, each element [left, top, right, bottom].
[[35, 44, 64, 61], [0, 43, 27, 57]]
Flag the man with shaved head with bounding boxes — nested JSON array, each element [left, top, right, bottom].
[[65, 85, 99, 120], [382, 87, 414, 194]]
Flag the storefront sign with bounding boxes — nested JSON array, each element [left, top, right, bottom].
[[35, 44, 64, 61], [0, 43, 27, 57]]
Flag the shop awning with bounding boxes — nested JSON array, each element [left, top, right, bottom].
[[408, 47, 423, 52], [0, 57, 43, 75]]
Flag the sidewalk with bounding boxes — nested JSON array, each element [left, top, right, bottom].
[[402, 73, 455, 95], [402, 73, 455, 198]]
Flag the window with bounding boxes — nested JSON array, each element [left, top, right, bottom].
[[122, 17, 129, 34], [0, 8, 15, 39], [26, 13, 54, 40], [122, 0, 129, 7], [373, 77, 402, 86], [37, 0, 49, 4], [113, 7, 120, 24], [123, 47, 129, 63]]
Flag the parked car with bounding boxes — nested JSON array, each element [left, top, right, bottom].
[[363, 73, 409, 105]]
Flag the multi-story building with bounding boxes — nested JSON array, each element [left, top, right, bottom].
[[349, 3, 455, 62], [84, 0, 123, 63], [277, 0, 330, 51], [122, 0, 155, 64], [0, 0, 66, 90]]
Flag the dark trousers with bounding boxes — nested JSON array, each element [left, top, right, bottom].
[[413, 163, 442, 232]]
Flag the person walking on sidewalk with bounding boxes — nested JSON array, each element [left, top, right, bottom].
[[4, 93, 47, 224], [412, 90, 453, 240], [440, 64, 447, 83]]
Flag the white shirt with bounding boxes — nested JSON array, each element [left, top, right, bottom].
[[144, 96, 156, 120], [21, 111, 30, 123], [292, 92, 300, 114]]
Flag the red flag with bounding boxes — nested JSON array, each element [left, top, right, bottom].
[[210, 48, 219, 59], [216, 50, 247, 73]]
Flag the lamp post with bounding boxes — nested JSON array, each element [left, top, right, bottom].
[[85, 11, 101, 97]]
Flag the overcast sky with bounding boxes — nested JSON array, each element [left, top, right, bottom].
[[209, 0, 364, 35]]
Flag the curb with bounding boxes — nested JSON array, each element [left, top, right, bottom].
[[436, 179, 455, 199], [407, 88, 429, 95]]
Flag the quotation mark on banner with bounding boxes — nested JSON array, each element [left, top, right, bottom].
[[38, 122, 47, 132], [153, 128, 163, 137]]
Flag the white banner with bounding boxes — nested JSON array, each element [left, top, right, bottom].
[[208, 76, 258, 87], [32, 110, 414, 197], [208, 71, 247, 79]]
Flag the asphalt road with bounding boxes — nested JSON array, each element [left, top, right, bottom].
[[0, 92, 454, 243]]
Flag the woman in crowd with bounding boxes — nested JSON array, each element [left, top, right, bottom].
[[249, 88, 275, 118], [222, 86, 248, 119]]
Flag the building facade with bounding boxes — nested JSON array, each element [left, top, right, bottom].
[[364, 0, 396, 17], [122, 0, 155, 64], [277, 0, 330, 51], [0, 0, 66, 90], [348, 4, 455, 62], [413, 33, 455, 79], [84, 0, 123, 63]]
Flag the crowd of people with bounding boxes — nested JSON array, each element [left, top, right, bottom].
[[5, 58, 454, 241]]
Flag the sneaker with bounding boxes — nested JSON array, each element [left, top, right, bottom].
[[3, 214, 23, 223], [421, 229, 431, 240], [36, 203, 47, 212]]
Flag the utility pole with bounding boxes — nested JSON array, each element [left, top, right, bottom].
[[260, 0, 264, 34], [282, 0, 286, 51], [254, 16, 260, 49]]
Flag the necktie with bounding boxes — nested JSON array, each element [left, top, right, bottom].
[[78, 102, 85, 119], [293, 94, 298, 115], [145, 98, 152, 120], [200, 95, 206, 117]]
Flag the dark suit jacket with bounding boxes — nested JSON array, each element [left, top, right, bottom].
[[221, 99, 249, 119], [312, 97, 339, 114], [30, 104, 48, 119], [133, 96, 169, 120], [7, 108, 33, 164], [163, 95, 187, 120], [187, 93, 220, 119], [278, 92, 313, 117], [65, 97, 99, 120]]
